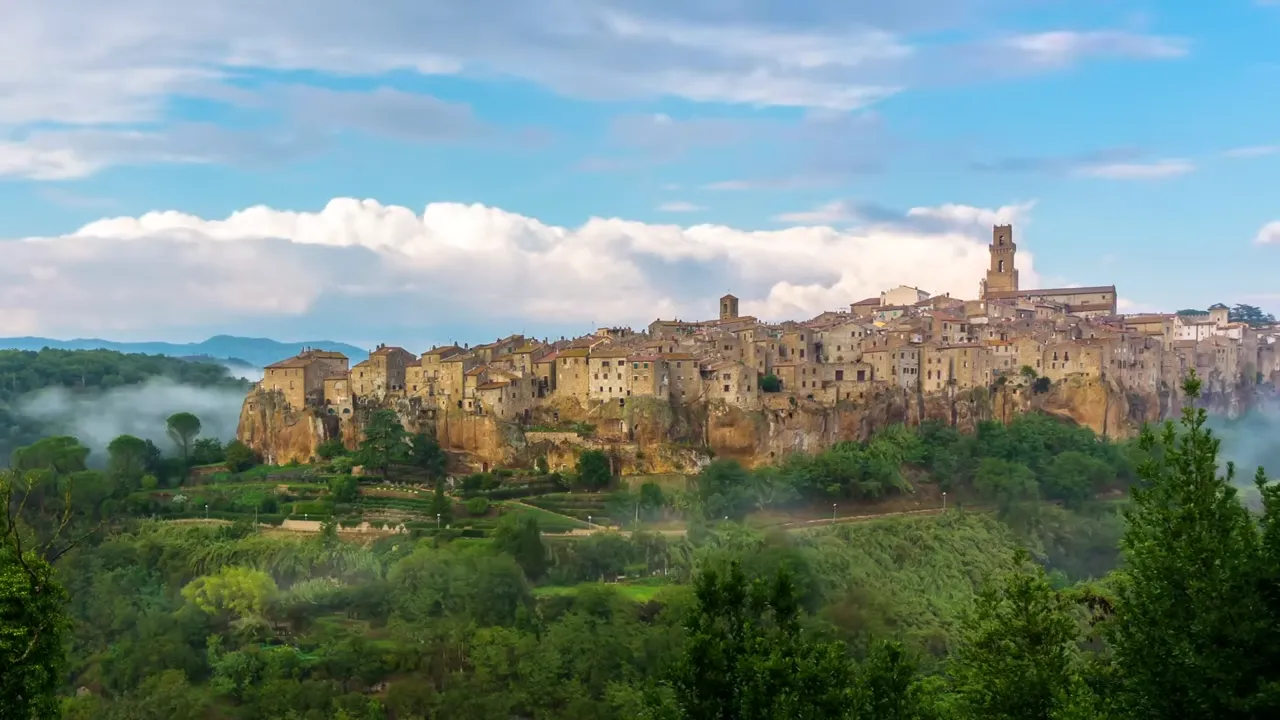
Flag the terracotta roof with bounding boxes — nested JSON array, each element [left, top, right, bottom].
[[590, 348, 631, 359], [851, 296, 880, 307], [371, 345, 410, 356], [628, 354, 663, 362], [266, 357, 310, 369], [663, 353, 698, 361], [474, 381, 510, 390], [557, 348, 589, 358], [534, 351, 559, 363], [464, 366, 487, 376]]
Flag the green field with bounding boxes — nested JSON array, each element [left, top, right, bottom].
[[532, 577, 674, 602]]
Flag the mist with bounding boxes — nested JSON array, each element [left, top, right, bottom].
[[17, 376, 248, 462], [223, 363, 264, 383]]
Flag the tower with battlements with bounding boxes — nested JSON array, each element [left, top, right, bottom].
[[980, 224, 1019, 299]]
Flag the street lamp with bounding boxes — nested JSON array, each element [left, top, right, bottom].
[[436, 513, 441, 529], [588, 515, 593, 529], [832, 503, 837, 522], [942, 492, 947, 511], [204, 504, 208, 520]]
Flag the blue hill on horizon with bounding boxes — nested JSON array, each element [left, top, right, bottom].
[[0, 334, 369, 368]]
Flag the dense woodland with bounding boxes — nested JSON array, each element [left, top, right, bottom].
[[0, 348, 248, 462], [3, 349, 1280, 719]]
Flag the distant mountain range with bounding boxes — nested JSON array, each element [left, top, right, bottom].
[[0, 335, 369, 368]]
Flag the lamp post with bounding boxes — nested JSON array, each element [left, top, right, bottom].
[[204, 504, 208, 520], [588, 515, 593, 530], [436, 513, 441, 529], [832, 503, 837, 522], [942, 491, 947, 511]]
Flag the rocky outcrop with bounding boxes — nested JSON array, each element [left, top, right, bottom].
[[236, 375, 1259, 473]]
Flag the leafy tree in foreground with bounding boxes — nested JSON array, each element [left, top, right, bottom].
[[1, 470, 73, 720], [948, 560, 1095, 720], [1109, 371, 1280, 719], [356, 410, 407, 480], [656, 561, 856, 720], [165, 412, 202, 462]]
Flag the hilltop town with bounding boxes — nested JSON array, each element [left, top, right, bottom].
[[240, 225, 1280, 467]]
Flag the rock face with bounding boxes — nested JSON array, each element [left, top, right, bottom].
[[236, 376, 1254, 473]]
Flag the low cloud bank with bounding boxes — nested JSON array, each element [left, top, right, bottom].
[[17, 377, 247, 461]]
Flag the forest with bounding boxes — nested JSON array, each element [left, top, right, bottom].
[[3, 348, 1280, 719], [0, 348, 249, 463]]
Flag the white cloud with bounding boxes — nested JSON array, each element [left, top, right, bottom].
[[0, 1, 1197, 131], [657, 201, 705, 213], [1224, 145, 1279, 159], [0, 197, 1043, 338], [1074, 159, 1195, 179], [1001, 30, 1188, 67], [774, 201, 862, 224], [1256, 221, 1280, 245]]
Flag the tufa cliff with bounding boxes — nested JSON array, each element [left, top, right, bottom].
[[236, 373, 1226, 474]]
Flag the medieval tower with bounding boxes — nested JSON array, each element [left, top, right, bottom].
[[980, 224, 1019, 299], [720, 293, 739, 320]]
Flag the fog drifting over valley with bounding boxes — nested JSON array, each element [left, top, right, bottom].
[[17, 376, 248, 461]]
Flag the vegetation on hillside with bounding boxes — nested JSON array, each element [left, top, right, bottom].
[[5, 350, 1280, 719]]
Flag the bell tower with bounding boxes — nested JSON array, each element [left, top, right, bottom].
[[980, 224, 1018, 299]]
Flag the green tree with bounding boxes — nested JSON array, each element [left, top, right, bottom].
[[428, 479, 452, 525], [357, 410, 408, 479], [760, 374, 782, 393], [658, 562, 857, 719], [493, 513, 547, 581], [165, 412, 202, 462], [693, 459, 754, 520], [223, 440, 257, 473], [11, 435, 89, 475], [1108, 371, 1280, 718], [1040, 451, 1112, 507], [316, 439, 347, 459], [407, 432, 447, 481], [181, 566, 278, 620], [1, 470, 73, 720], [974, 458, 1039, 514], [106, 434, 149, 481], [948, 562, 1089, 720], [577, 449, 612, 490], [1229, 303, 1276, 327], [329, 475, 360, 504]]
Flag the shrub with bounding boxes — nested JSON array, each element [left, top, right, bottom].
[[465, 497, 491, 516]]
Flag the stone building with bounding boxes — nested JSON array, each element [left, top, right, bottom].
[[262, 349, 349, 409]]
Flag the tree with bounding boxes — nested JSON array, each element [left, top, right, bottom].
[[107, 434, 149, 481], [428, 479, 452, 525], [407, 432, 447, 481], [223, 440, 257, 473], [948, 562, 1089, 720], [1040, 451, 1112, 508], [1, 469, 76, 720], [11, 435, 89, 475], [316, 439, 347, 459], [576, 450, 612, 490], [165, 412, 202, 462], [658, 562, 857, 719], [356, 410, 408, 479], [760, 374, 782, 393], [1230, 303, 1276, 327], [493, 513, 547, 581], [190, 437, 225, 466], [974, 458, 1039, 515], [329, 475, 360, 504], [1108, 371, 1280, 718], [1020, 365, 1039, 382], [181, 566, 278, 620]]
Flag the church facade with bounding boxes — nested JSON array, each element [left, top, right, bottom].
[[978, 224, 1117, 318]]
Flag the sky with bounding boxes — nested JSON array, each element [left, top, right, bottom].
[[1, 0, 1278, 351]]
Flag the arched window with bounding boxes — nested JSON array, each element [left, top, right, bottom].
[[998, 259, 1005, 272]]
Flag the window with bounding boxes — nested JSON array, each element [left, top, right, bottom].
[[856, 369, 866, 381], [723, 384, 730, 392], [835, 370, 844, 381], [644, 362, 650, 369], [632, 362, 638, 369], [998, 259, 1005, 272]]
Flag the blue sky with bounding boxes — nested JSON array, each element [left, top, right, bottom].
[[0, 0, 1277, 349]]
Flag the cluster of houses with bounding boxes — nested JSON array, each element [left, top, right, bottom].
[[257, 225, 1280, 422]]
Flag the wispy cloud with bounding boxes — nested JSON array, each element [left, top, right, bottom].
[[656, 201, 705, 213], [1224, 145, 1279, 159], [1073, 158, 1195, 179], [999, 30, 1188, 68]]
